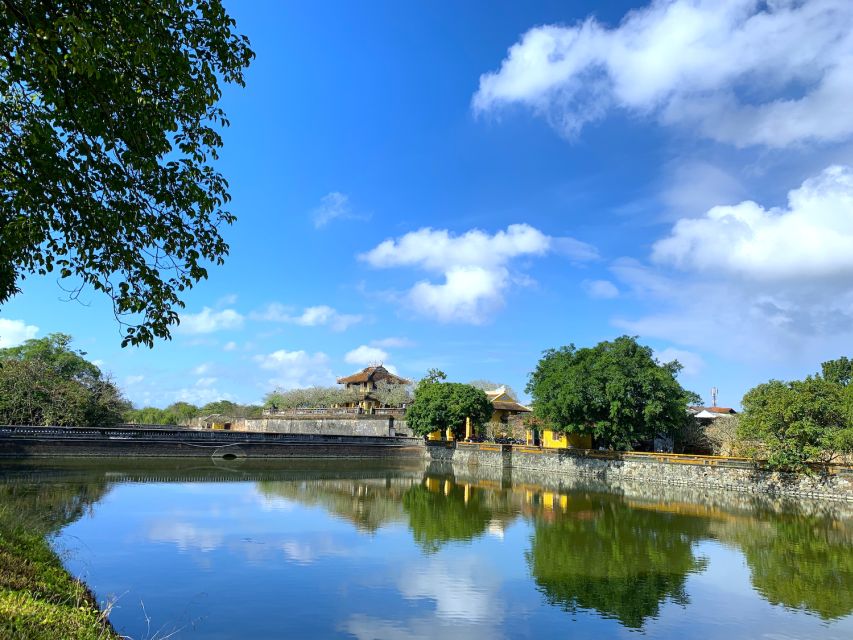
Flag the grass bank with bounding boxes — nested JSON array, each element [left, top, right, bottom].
[[0, 510, 118, 640]]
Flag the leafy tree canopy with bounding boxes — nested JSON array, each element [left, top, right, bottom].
[[0, 333, 128, 426], [406, 378, 492, 437], [525, 336, 699, 450], [821, 356, 853, 387], [739, 376, 853, 469], [0, 0, 254, 346]]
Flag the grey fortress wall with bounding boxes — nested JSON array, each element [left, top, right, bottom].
[[240, 416, 411, 437], [426, 442, 853, 503]]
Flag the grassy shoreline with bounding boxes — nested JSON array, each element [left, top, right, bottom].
[[0, 518, 119, 640]]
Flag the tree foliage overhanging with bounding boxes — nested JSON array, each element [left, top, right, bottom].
[[0, 1, 254, 346], [406, 374, 492, 437], [738, 357, 853, 470], [0, 333, 128, 426], [525, 336, 699, 450]]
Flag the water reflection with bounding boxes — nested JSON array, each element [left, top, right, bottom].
[[0, 458, 850, 638], [526, 492, 709, 628]]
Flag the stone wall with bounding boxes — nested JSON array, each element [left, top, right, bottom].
[[426, 442, 853, 502], [0, 425, 425, 459], [242, 416, 396, 437]]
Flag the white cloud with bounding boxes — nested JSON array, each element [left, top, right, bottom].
[[345, 345, 389, 366], [583, 279, 619, 299], [371, 337, 415, 348], [173, 383, 234, 405], [653, 165, 853, 282], [193, 363, 211, 375], [656, 347, 705, 377], [661, 161, 747, 220], [178, 307, 244, 334], [312, 192, 367, 228], [613, 166, 853, 364], [125, 375, 145, 385], [223, 341, 238, 352], [360, 223, 596, 323], [216, 293, 238, 307], [0, 318, 38, 348], [253, 304, 363, 332], [473, 0, 853, 147], [254, 349, 334, 390]]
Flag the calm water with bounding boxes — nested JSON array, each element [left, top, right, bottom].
[[1, 458, 852, 639]]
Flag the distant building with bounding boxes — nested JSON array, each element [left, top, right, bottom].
[[485, 386, 531, 425], [337, 365, 411, 412], [689, 406, 737, 419]]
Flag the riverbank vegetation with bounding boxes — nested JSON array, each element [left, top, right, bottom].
[[124, 399, 264, 425], [0, 479, 117, 639], [0, 518, 118, 640]]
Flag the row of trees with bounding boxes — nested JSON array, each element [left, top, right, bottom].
[[262, 379, 414, 411], [123, 400, 264, 425]]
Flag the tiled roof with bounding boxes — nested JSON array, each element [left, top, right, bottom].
[[491, 400, 531, 413], [337, 365, 411, 385], [690, 406, 737, 415]]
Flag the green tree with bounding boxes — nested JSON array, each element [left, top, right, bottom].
[[739, 376, 853, 470], [0, 333, 128, 426], [406, 379, 492, 437], [821, 356, 853, 387], [0, 1, 254, 347], [526, 336, 698, 450]]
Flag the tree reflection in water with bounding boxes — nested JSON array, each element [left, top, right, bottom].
[[716, 512, 853, 620], [402, 477, 495, 553], [526, 493, 710, 629]]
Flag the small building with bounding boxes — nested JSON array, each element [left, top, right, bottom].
[[689, 406, 738, 420], [540, 429, 592, 449], [337, 365, 411, 412], [485, 387, 531, 425]]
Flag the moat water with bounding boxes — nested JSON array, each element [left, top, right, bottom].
[[1, 458, 851, 639]]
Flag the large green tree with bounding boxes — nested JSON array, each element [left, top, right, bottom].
[[0, 333, 128, 426], [739, 375, 853, 470], [405, 379, 492, 437], [0, 1, 253, 346], [526, 336, 698, 450]]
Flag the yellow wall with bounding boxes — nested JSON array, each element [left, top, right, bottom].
[[427, 430, 442, 441], [542, 429, 591, 449]]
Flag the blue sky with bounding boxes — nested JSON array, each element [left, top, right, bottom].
[[4, 0, 853, 408]]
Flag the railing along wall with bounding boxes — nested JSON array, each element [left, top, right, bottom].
[[261, 407, 406, 417], [0, 424, 421, 446]]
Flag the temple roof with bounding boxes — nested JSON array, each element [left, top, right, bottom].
[[337, 365, 410, 385], [491, 399, 531, 413]]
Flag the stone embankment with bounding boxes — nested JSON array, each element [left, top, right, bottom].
[[426, 441, 853, 502], [0, 425, 423, 459]]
